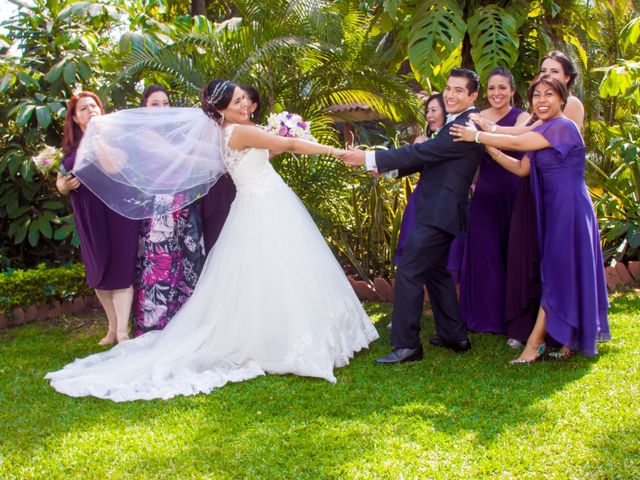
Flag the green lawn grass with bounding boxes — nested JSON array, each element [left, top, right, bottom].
[[1, 290, 638, 479]]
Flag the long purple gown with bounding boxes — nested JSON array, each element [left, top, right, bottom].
[[459, 108, 524, 332], [504, 177, 541, 343], [200, 174, 236, 254], [62, 150, 139, 289], [528, 117, 609, 355]]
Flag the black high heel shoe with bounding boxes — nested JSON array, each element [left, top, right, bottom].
[[509, 344, 546, 365]]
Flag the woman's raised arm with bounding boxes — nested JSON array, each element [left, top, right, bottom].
[[228, 124, 343, 158]]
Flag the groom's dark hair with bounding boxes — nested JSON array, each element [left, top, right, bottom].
[[449, 68, 481, 95]]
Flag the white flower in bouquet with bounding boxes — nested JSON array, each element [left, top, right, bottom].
[[32, 146, 62, 175], [264, 111, 316, 142]]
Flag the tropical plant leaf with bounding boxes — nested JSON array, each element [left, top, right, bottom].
[[619, 15, 640, 54], [467, 5, 520, 82], [407, 0, 466, 80], [35, 106, 52, 129]]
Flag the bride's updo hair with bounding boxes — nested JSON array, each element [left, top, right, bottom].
[[200, 80, 238, 124]]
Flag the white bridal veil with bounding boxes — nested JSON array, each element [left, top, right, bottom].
[[73, 107, 226, 219]]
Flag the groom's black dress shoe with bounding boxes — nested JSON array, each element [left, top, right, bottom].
[[375, 346, 424, 364], [429, 336, 471, 352]]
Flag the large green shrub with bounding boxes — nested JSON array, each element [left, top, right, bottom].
[[0, 263, 93, 314]]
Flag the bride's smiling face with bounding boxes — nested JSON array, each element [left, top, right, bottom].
[[219, 87, 251, 124]]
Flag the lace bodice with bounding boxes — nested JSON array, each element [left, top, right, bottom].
[[222, 125, 285, 196]]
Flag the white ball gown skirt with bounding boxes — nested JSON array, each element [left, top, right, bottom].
[[46, 143, 379, 402]]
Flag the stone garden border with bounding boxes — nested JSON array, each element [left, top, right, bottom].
[[1, 262, 637, 328]]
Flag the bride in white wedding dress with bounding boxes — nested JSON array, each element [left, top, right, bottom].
[[45, 80, 379, 402]]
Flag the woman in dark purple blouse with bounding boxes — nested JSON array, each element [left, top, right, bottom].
[[56, 92, 139, 345]]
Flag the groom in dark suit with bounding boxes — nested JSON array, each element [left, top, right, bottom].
[[340, 68, 484, 363]]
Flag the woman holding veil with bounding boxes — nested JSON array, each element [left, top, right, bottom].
[[46, 80, 378, 402], [55, 92, 140, 346]]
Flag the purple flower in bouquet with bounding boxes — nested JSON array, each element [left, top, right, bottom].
[[264, 111, 316, 142], [32, 146, 62, 175]]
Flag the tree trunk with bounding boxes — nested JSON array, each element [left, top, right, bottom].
[[191, 0, 206, 16]]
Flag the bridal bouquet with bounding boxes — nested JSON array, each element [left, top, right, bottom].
[[32, 145, 63, 175], [264, 111, 316, 142]]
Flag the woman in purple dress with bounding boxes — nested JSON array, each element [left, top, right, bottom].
[[394, 93, 446, 263], [452, 76, 610, 362], [131, 85, 207, 336], [473, 52, 586, 348], [56, 92, 139, 345], [458, 68, 529, 333]]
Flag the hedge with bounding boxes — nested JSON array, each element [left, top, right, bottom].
[[0, 263, 93, 314]]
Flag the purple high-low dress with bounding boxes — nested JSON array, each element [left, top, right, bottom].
[[200, 174, 236, 254], [62, 150, 139, 290], [459, 108, 524, 332], [528, 117, 610, 355]]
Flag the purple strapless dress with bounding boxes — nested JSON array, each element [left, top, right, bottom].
[[62, 150, 139, 290], [527, 118, 609, 355], [459, 108, 524, 333]]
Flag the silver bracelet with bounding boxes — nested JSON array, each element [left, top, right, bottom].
[[474, 131, 482, 143]]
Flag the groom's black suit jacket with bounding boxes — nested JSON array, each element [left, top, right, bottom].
[[375, 108, 484, 347], [375, 109, 484, 235]]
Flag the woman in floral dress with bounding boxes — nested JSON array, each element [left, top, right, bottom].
[[132, 85, 206, 336]]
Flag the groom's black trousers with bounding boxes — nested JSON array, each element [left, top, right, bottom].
[[391, 223, 466, 349]]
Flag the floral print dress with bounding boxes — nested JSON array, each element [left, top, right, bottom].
[[132, 195, 205, 336]]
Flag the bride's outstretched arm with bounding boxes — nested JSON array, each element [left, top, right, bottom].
[[228, 124, 344, 157]]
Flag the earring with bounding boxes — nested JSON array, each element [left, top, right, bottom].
[[218, 112, 225, 125]]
